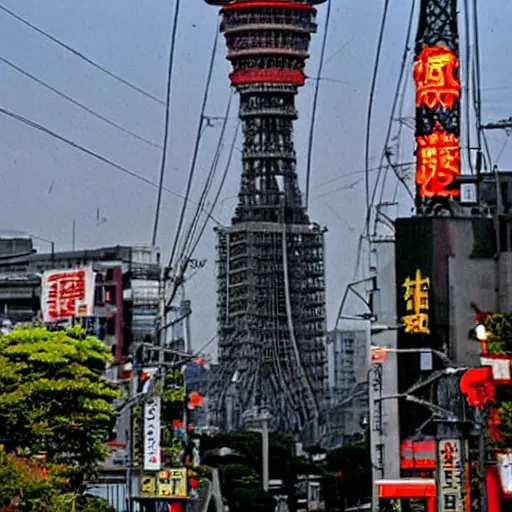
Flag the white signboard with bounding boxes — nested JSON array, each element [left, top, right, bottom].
[[481, 357, 511, 381], [41, 267, 95, 322], [438, 439, 464, 512], [143, 396, 161, 471], [497, 453, 512, 494]]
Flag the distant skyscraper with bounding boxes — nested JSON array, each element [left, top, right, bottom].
[[205, 0, 328, 441]]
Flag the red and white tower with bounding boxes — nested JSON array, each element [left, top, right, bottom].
[[205, 0, 328, 440]]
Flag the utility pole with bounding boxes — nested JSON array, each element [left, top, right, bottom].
[[262, 416, 269, 492], [477, 406, 489, 512]]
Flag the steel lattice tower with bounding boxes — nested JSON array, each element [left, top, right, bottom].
[[414, 0, 461, 215], [205, 0, 327, 439]]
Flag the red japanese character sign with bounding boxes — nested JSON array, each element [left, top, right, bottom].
[[416, 126, 460, 198], [414, 46, 460, 110], [41, 267, 95, 322]]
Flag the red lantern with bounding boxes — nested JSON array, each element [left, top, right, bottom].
[[459, 367, 495, 407], [190, 477, 198, 489], [187, 391, 204, 410]]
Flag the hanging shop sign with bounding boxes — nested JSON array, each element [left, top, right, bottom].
[[438, 439, 464, 512], [143, 396, 161, 471], [140, 468, 188, 499], [41, 267, 95, 322], [401, 269, 430, 334]]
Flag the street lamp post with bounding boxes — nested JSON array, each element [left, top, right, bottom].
[[29, 234, 55, 268], [247, 413, 270, 492]]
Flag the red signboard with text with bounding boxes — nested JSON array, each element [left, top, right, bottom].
[[41, 267, 95, 322], [400, 439, 436, 470]]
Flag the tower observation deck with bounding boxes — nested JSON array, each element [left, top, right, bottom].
[[206, 0, 328, 441]]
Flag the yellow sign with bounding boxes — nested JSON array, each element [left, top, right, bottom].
[[157, 468, 188, 499], [141, 474, 157, 496], [140, 468, 188, 499], [402, 269, 430, 334]]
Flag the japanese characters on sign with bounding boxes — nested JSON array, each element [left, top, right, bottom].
[[414, 46, 460, 110], [41, 267, 95, 322], [400, 439, 436, 470], [140, 468, 188, 499], [157, 468, 188, 498], [416, 129, 460, 198], [143, 396, 161, 471], [402, 269, 430, 334], [414, 44, 461, 200], [438, 439, 464, 512]]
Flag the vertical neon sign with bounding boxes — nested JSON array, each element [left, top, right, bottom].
[[414, 0, 461, 210]]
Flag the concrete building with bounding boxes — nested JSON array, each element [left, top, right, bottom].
[[0, 236, 161, 358], [324, 326, 369, 448], [366, 171, 512, 508]]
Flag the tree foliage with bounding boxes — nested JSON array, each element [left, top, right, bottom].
[[477, 314, 512, 451], [481, 313, 512, 354], [0, 325, 119, 493], [326, 440, 371, 506], [161, 370, 185, 424]]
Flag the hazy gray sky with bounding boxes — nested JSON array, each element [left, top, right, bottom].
[[1, 0, 511, 356]]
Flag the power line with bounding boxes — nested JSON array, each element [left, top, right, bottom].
[[180, 92, 234, 263], [186, 121, 240, 262], [305, 0, 331, 209], [391, 59, 414, 204], [313, 161, 415, 189], [152, 0, 182, 247], [471, 0, 486, 169], [364, 0, 390, 238], [372, 0, 416, 231], [167, 23, 219, 271], [0, 54, 161, 149], [0, 3, 164, 105], [0, 103, 221, 225], [312, 163, 414, 202], [462, 0, 474, 173]]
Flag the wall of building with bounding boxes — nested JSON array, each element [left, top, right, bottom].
[[444, 219, 498, 367], [325, 325, 369, 447], [370, 240, 400, 487]]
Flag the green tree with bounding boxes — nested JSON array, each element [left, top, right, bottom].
[[326, 440, 371, 506], [0, 325, 119, 494]]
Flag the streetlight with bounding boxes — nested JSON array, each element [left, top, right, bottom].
[[29, 234, 55, 268], [246, 411, 271, 492]]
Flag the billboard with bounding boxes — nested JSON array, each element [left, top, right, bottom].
[[143, 396, 161, 471], [41, 267, 95, 322]]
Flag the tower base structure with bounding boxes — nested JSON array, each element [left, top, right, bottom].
[[214, 221, 326, 440]]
